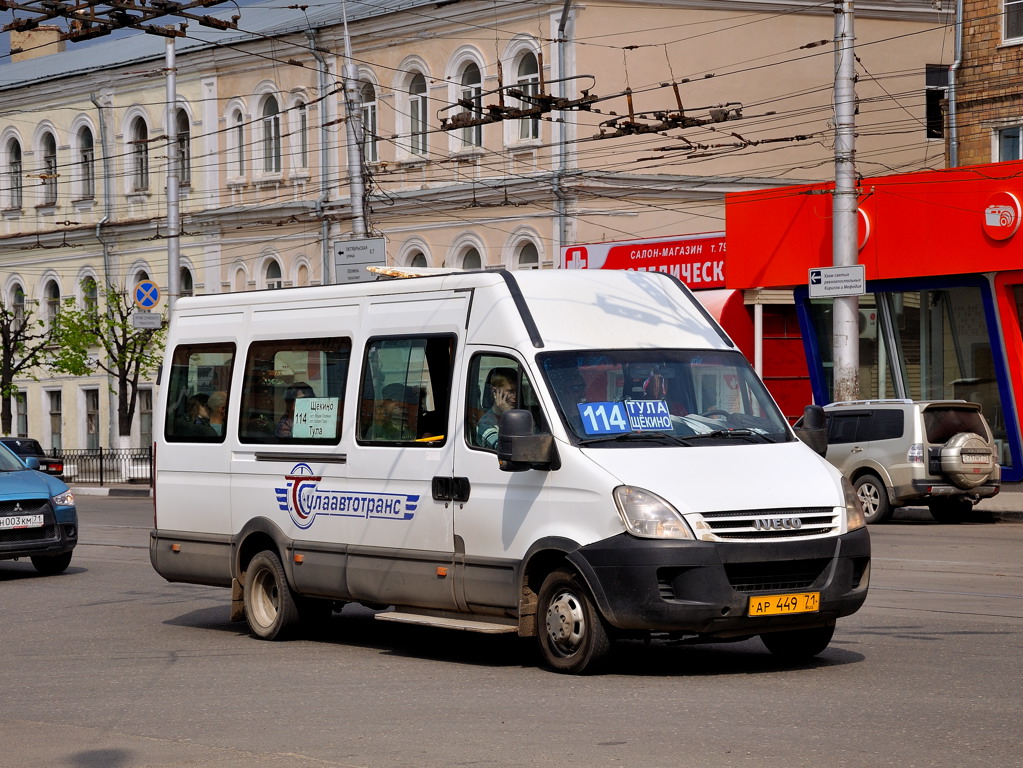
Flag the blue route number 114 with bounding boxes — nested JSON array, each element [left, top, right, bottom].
[[578, 400, 672, 435]]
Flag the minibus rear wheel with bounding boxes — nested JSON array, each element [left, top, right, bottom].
[[537, 569, 611, 674], [244, 550, 300, 640]]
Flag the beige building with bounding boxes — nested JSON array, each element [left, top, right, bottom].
[[0, 0, 952, 451]]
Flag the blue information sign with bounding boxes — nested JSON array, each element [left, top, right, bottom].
[[577, 400, 672, 435]]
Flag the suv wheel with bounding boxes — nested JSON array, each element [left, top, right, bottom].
[[928, 496, 973, 524], [854, 474, 893, 524], [941, 432, 996, 490]]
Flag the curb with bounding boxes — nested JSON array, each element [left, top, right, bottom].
[[73, 485, 152, 498]]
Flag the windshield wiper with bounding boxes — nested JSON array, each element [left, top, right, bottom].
[[685, 428, 772, 443]]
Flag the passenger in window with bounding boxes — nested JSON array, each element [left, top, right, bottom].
[[276, 382, 315, 438], [369, 383, 418, 441], [186, 393, 216, 436], [477, 368, 518, 449], [208, 391, 228, 436]]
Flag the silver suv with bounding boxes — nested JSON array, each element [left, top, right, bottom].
[[820, 400, 1000, 524]]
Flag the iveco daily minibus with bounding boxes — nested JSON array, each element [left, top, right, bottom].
[[151, 269, 869, 673]]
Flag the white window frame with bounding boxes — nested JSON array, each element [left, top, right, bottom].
[[1006, 0, 1023, 43]]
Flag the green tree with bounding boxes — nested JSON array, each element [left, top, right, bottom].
[[49, 282, 166, 443], [0, 290, 53, 436]]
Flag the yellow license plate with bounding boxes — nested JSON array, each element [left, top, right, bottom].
[[748, 591, 820, 617]]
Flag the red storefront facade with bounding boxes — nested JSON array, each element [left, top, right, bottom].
[[726, 160, 1023, 482]]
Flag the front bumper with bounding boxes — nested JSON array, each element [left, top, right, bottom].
[[569, 527, 870, 637], [0, 503, 78, 561]]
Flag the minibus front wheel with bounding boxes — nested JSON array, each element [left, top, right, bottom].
[[537, 569, 611, 674], [244, 549, 300, 640]]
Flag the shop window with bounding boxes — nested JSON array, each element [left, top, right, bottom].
[[163, 343, 236, 443], [358, 336, 453, 444], [238, 337, 350, 444]]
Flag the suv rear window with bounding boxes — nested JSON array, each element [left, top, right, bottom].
[[924, 408, 987, 443]]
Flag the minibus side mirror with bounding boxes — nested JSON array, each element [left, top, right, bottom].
[[794, 404, 828, 457], [497, 409, 558, 472]]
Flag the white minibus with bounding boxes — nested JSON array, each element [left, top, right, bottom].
[[151, 269, 869, 673]]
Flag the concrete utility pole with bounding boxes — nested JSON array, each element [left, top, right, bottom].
[[832, 0, 859, 402], [166, 35, 181, 314], [340, 0, 368, 238]]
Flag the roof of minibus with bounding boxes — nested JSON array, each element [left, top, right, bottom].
[[170, 270, 734, 352]]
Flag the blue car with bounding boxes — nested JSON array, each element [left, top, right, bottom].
[[0, 440, 78, 574]]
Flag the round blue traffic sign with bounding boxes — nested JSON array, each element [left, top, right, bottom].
[[134, 280, 160, 309]]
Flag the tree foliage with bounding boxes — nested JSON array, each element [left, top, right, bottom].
[[49, 282, 166, 438], [0, 292, 53, 435]]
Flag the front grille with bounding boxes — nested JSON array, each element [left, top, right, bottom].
[[725, 559, 831, 593], [0, 500, 56, 546], [697, 507, 839, 540]]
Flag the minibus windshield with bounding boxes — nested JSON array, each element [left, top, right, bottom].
[[539, 349, 792, 445]]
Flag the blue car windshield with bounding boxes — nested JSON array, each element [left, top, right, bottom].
[[0, 445, 28, 472], [539, 349, 792, 444]]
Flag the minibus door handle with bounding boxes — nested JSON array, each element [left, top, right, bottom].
[[432, 476, 471, 502]]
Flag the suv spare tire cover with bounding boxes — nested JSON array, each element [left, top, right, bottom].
[[940, 432, 995, 489]]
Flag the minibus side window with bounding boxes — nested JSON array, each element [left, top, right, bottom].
[[358, 335, 454, 445], [465, 354, 546, 451], [238, 337, 350, 445], [164, 343, 236, 443]]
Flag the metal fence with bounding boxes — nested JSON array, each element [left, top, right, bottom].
[[56, 447, 153, 486]]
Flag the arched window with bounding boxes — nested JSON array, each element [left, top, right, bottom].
[[265, 259, 283, 289], [41, 132, 57, 204], [131, 117, 149, 191], [176, 109, 191, 186], [409, 73, 428, 156], [460, 63, 482, 148], [7, 138, 22, 208], [517, 241, 540, 270], [44, 280, 60, 324], [78, 127, 95, 199], [297, 263, 309, 287], [462, 247, 482, 270], [295, 100, 308, 169], [11, 283, 25, 328], [82, 276, 99, 316], [180, 267, 194, 298], [410, 252, 427, 268], [361, 82, 379, 163], [516, 52, 540, 140], [262, 96, 282, 173], [231, 108, 245, 176]]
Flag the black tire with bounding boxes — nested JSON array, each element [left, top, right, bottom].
[[243, 550, 300, 640], [928, 496, 973, 524], [761, 624, 835, 661], [854, 474, 893, 524], [30, 551, 72, 575], [536, 569, 612, 674]]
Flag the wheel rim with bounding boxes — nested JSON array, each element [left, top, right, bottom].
[[857, 483, 880, 517], [250, 567, 280, 629], [544, 589, 586, 657]]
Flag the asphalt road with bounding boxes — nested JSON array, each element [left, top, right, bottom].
[[2, 495, 1021, 768]]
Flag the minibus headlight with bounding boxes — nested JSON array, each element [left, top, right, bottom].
[[52, 489, 75, 507], [843, 477, 866, 532], [613, 486, 694, 540]]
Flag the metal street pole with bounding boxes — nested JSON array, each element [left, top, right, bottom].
[[832, 0, 859, 402], [166, 35, 181, 314], [340, 0, 367, 238]]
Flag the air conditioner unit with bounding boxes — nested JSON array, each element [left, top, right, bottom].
[[859, 309, 878, 339]]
